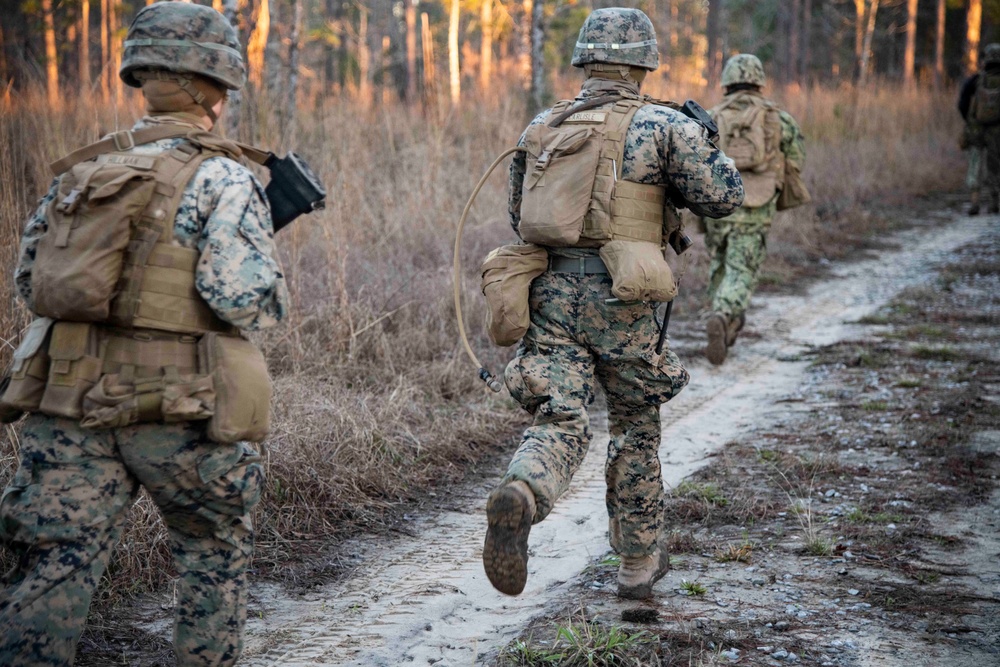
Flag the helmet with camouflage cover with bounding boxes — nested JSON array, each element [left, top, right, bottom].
[[983, 43, 1000, 68], [571, 8, 659, 71], [721, 54, 767, 89], [120, 1, 245, 90]]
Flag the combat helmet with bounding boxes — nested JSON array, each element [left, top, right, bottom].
[[120, 2, 245, 90], [721, 54, 767, 89], [983, 43, 1000, 68], [571, 8, 659, 71]]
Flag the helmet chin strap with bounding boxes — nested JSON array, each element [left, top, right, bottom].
[[584, 63, 647, 85]]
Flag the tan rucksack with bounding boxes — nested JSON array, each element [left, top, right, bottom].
[[973, 72, 1000, 126], [713, 94, 784, 208]]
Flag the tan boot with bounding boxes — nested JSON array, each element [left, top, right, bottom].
[[617, 546, 671, 600], [706, 312, 729, 365], [726, 313, 745, 347], [483, 480, 536, 596]]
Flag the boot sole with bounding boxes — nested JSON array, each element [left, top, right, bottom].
[[483, 486, 532, 596], [706, 315, 728, 365]]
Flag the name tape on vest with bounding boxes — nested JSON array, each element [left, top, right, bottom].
[[97, 154, 158, 170], [563, 111, 608, 124]]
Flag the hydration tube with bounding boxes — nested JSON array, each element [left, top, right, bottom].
[[453, 146, 526, 393]]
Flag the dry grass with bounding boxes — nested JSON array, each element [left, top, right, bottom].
[[0, 77, 965, 602]]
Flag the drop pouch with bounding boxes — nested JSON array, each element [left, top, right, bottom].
[[480, 244, 550, 347], [0, 317, 55, 422], [38, 321, 103, 419], [199, 333, 272, 443], [598, 240, 677, 303]]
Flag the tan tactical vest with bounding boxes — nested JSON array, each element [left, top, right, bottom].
[[519, 97, 666, 248], [516, 96, 676, 303], [712, 94, 785, 208], [0, 125, 271, 442]]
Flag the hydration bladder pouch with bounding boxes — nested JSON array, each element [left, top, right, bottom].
[[480, 244, 550, 347], [599, 241, 677, 303]]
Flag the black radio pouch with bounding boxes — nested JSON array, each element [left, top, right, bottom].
[[262, 152, 327, 231]]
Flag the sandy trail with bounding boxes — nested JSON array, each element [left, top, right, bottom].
[[235, 211, 990, 666]]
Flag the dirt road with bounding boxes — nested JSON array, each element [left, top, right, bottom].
[[229, 209, 991, 666]]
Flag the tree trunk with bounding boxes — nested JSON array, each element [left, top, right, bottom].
[[788, 0, 800, 86], [530, 0, 544, 110], [934, 0, 946, 87], [669, 0, 678, 52], [854, 0, 865, 82], [101, 0, 109, 98], [247, 0, 270, 89], [448, 0, 460, 106], [109, 0, 121, 102], [904, 0, 918, 87], [0, 23, 7, 86], [705, 0, 721, 88], [358, 9, 371, 107], [382, 35, 392, 105], [405, 0, 417, 101], [859, 0, 879, 86], [286, 0, 302, 140], [520, 0, 532, 84], [966, 0, 982, 76], [42, 0, 59, 105], [79, 0, 91, 92], [801, 0, 812, 86], [421, 11, 437, 114], [480, 0, 493, 91], [222, 0, 241, 136]]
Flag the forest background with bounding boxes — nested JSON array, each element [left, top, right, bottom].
[[0, 0, 984, 603]]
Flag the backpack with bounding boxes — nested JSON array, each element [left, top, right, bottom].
[[972, 72, 1000, 125], [712, 94, 784, 208]]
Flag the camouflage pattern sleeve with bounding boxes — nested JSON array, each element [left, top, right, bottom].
[[662, 112, 744, 219], [13, 178, 60, 311], [193, 157, 289, 331], [779, 110, 806, 174], [509, 109, 553, 236]]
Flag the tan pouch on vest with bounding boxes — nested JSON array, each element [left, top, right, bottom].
[[480, 244, 549, 347], [776, 163, 812, 211], [199, 333, 272, 443], [80, 371, 215, 429], [0, 318, 55, 422], [599, 241, 677, 303], [33, 157, 158, 322], [38, 322, 104, 419]]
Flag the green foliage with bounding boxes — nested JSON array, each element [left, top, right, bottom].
[[498, 621, 659, 666]]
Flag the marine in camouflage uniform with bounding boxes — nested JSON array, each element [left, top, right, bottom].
[[969, 44, 1000, 216], [702, 54, 808, 365], [483, 8, 743, 600], [0, 4, 287, 666]]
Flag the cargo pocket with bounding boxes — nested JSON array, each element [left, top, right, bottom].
[[503, 353, 552, 414], [0, 318, 55, 422], [39, 322, 103, 419], [616, 348, 690, 406], [196, 442, 264, 516]]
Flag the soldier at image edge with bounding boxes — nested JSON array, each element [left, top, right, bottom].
[[959, 43, 1000, 216], [700, 53, 811, 366], [483, 8, 744, 600], [0, 3, 288, 667]]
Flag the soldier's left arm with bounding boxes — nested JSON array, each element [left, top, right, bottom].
[[13, 178, 60, 311], [660, 113, 745, 219], [195, 160, 290, 331], [779, 111, 806, 173]]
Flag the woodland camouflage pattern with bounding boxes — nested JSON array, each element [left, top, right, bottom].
[[721, 53, 767, 88], [571, 8, 659, 71], [500, 272, 690, 557], [120, 2, 245, 89], [15, 116, 289, 330], [705, 92, 806, 321], [502, 77, 741, 558], [0, 416, 262, 666], [2, 113, 286, 665]]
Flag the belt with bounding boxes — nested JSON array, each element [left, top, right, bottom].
[[547, 255, 609, 275]]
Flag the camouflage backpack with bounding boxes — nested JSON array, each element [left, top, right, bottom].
[[973, 72, 1000, 126], [712, 95, 784, 208]]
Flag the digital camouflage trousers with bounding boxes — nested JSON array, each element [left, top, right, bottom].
[[0, 414, 263, 667], [705, 223, 769, 321], [501, 272, 690, 558]]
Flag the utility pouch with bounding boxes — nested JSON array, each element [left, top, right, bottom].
[[480, 244, 549, 347], [33, 156, 158, 322], [199, 333, 272, 443], [80, 371, 215, 429], [776, 163, 812, 212], [39, 322, 103, 419], [0, 318, 55, 422], [598, 241, 677, 303]]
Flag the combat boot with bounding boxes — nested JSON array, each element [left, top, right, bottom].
[[483, 480, 536, 595], [706, 312, 729, 365], [726, 313, 746, 347], [617, 546, 671, 599]]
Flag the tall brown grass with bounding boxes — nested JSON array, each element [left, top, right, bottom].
[[0, 78, 964, 600]]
